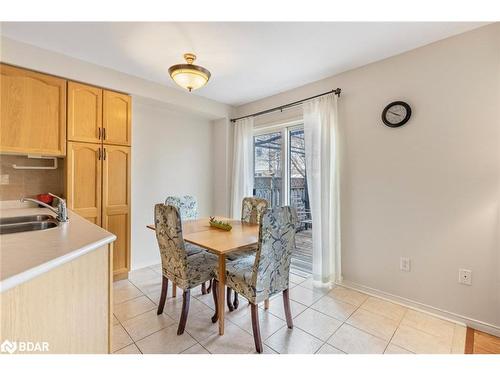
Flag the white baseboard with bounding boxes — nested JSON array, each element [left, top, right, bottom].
[[339, 279, 500, 338]]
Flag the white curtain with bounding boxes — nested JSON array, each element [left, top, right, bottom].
[[231, 117, 255, 218], [303, 93, 341, 287]]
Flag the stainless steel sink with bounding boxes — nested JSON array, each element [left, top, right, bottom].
[[0, 215, 55, 225], [0, 215, 59, 235]]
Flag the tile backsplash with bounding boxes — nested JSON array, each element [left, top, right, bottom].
[[0, 155, 64, 201]]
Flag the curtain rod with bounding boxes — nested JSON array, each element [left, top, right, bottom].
[[230, 88, 341, 123]]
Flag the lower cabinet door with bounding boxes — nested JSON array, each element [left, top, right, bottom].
[[66, 141, 102, 226], [102, 144, 131, 277]]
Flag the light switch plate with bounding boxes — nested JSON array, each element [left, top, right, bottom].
[[459, 269, 472, 285]]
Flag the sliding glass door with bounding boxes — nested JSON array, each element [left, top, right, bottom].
[[253, 125, 312, 275], [253, 132, 282, 207]]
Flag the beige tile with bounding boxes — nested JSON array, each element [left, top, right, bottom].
[[114, 343, 142, 354], [267, 298, 307, 320], [161, 295, 213, 320], [112, 324, 133, 352], [384, 344, 414, 354], [316, 343, 346, 354], [121, 309, 176, 341], [185, 311, 222, 341], [135, 325, 197, 354], [311, 295, 357, 321], [129, 267, 160, 284], [391, 325, 451, 354], [113, 280, 143, 305], [181, 343, 210, 354], [149, 263, 162, 274], [451, 324, 467, 354], [113, 315, 120, 326], [294, 308, 343, 341], [347, 308, 399, 341], [299, 278, 331, 293], [328, 324, 387, 354], [400, 310, 455, 342], [265, 326, 323, 354], [289, 285, 326, 306], [328, 286, 368, 307], [290, 274, 307, 285], [261, 345, 279, 354], [360, 297, 407, 322], [132, 276, 163, 296], [227, 304, 286, 340], [114, 296, 156, 322], [200, 321, 256, 354]]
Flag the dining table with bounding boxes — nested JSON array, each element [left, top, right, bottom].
[[147, 217, 259, 335]]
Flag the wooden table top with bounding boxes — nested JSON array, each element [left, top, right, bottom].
[[147, 217, 259, 254]]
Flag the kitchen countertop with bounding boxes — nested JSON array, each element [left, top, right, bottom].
[[0, 203, 116, 293]]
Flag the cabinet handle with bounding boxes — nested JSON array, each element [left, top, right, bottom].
[[103, 128, 106, 140], [103, 148, 106, 160], [98, 148, 101, 160], [98, 127, 102, 140]]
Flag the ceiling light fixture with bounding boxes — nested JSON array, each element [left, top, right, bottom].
[[168, 53, 211, 92]]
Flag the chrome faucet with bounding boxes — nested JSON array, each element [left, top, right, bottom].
[[21, 193, 69, 222]]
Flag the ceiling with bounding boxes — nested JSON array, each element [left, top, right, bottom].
[[0, 22, 486, 106]]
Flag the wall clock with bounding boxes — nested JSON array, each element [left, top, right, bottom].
[[382, 101, 412, 128]]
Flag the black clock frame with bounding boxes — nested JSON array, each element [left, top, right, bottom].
[[382, 101, 412, 128]]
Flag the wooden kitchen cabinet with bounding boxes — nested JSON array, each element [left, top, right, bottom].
[[67, 82, 103, 143], [102, 145, 131, 278], [0, 64, 66, 156], [103, 90, 131, 146], [66, 142, 102, 226]]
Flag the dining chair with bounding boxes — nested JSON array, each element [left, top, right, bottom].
[[226, 197, 268, 310], [212, 206, 296, 353], [154, 204, 218, 335], [164, 195, 210, 295]]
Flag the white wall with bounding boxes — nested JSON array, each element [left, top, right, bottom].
[[234, 23, 500, 332], [132, 97, 215, 269]]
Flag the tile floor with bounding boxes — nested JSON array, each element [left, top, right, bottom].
[[112, 264, 466, 354]]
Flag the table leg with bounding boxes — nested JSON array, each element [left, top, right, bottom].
[[218, 254, 226, 335]]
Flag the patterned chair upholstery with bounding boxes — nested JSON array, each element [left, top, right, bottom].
[[226, 197, 269, 310], [227, 197, 268, 260], [154, 204, 218, 335], [213, 206, 296, 352], [220, 206, 295, 303], [165, 195, 198, 220], [165, 195, 202, 257]]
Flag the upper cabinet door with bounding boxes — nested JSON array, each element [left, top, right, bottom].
[[103, 90, 131, 146], [0, 64, 66, 156], [67, 81, 103, 143]]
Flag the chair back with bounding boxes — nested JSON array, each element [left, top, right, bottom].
[[154, 204, 188, 280], [165, 195, 198, 220], [241, 197, 268, 224], [252, 206, 296, 298]]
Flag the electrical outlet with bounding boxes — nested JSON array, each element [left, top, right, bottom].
[[0, 174, 9, 185], [400, 257, 411, 272], [459, 269, 472, 285]]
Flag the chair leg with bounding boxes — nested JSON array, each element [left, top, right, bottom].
[[283, 289, 293, 329], [172, 282, 177, 298], [233, 292, 240, 309], [251, 303, 263, 353], [177, 289, 190, 335], [201, 282, 207, 295], [211, 279, 219, 323], [207, 279, 212, 293], [226, 287, 234, 311], [157, 276, 168, 315], [264, 298, 269, 310]]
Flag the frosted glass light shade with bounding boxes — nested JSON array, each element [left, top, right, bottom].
[[168, 53, 211, 92]]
